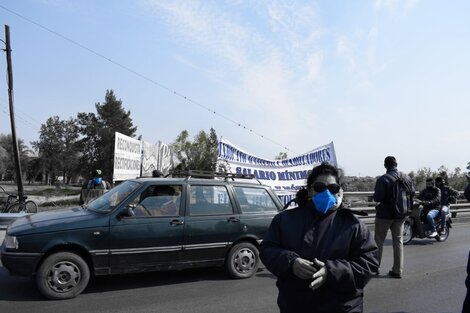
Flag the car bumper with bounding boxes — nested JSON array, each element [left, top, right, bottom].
[[1, 247, 43, 276]]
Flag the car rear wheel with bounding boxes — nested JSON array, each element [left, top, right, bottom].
[[36, 252, 90, 300], [225, 242, 259, 279]]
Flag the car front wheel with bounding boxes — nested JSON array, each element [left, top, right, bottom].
[[36, 252, 90, 300], [225, 242, 259, 279]]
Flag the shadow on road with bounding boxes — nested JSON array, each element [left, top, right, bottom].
[[0, 265, 272, 301]]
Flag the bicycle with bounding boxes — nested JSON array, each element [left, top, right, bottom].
[[0, 185, 38, 213]]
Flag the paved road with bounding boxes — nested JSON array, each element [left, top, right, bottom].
[[0, 224, 468, 313]]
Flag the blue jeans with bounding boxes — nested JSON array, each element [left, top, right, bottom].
[[426, 209, 440, 232], [440, 206, 449, 228]]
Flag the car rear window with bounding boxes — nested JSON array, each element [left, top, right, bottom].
[[233, 186, 279, 213]]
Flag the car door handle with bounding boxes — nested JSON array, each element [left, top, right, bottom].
[[170, 219, 184, 226], [227, 217, 240, 223]]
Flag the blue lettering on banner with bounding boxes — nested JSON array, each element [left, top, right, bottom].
[[277, 170, 309, 181]]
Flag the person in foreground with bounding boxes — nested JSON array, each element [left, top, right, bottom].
[[260, 162, 379, 313], [463, 250, 470, 313]]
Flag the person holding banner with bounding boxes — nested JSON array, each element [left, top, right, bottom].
[[260, 162, 378, 313], [79, 169, 112, 205]]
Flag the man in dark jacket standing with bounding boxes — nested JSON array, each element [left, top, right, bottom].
[[260, 163, 378, 313], [373, 156, 414, 279]]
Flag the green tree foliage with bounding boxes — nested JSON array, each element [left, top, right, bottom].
[[172, 128, 218, 172], [0, 134, 32, 181], [77, 90, 137, 182], [32, 116, 80, 184]]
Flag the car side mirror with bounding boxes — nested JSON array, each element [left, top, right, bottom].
[[117, 206, 135, 219]]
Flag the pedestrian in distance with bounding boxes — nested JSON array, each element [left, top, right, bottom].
[[79, 169, 112, 205], [373, 156, 415, 279], [260, 162, 379, 313], [152, 169, 164, 178]]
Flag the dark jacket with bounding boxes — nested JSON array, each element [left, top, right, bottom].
[[417, 186, 441, 212], [464, 183, 470, 202], [373, 169, 414, 219], [260, 203, 379, 313], [463, 250, 470, 313], [437, 185, 459, 206]]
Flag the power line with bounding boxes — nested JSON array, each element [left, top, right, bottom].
[[0, 101, 40, 131], [0, 4, 298, 155]]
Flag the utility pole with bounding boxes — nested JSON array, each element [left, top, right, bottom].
[[2, 25, 25, 201]]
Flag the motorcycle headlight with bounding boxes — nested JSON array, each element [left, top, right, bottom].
[[3, 235, 18, 250]]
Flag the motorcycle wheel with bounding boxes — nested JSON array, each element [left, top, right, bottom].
[[403, 220, 413, 245], [435, 224, 450, 242]]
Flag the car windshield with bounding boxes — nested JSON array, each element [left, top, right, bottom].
[[86, 180, 141, 213]]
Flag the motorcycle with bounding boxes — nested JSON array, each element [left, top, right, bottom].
[[403, 201, 453, 245]]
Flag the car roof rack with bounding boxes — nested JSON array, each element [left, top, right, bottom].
[[169, 170, 262, 184]]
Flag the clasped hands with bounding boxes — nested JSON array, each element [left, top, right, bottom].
[[292, 257, 327, 290]]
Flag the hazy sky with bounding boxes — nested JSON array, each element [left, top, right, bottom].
[[0, 0, 469, 177]]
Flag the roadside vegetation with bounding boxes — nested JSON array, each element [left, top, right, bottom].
[[1, 89, 469, 196]]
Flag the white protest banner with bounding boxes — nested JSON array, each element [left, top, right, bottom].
[[217, 138, 337, 206], [113, 132, 142, 182], [141, 140, 158, 177], [141, 140, 178, 177]]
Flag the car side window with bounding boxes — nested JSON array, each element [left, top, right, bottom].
[[130, 185, 182, 217], [233, 186, 278, 213], [189, 185, 233, 216]]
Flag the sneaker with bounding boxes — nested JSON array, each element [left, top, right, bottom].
[[388, 271, 402, 279], [429, 231, 438, 237], [439, 228, 446, 235]]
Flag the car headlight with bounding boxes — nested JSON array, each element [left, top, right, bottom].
[[3, 235, 18, 250]]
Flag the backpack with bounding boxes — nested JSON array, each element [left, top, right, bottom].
[[385, 172, 413, 218]]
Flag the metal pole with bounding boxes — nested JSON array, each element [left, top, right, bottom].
[[4, 25, 24, 200]]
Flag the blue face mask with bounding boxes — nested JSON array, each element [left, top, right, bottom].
[[312, 190, 337, 214], [94, 177, 102, 185]]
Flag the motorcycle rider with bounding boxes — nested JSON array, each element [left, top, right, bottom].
[[434, 176, 458, 235], [415, 178, 441, 237]]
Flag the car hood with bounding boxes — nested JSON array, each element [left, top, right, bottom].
[[7, 207, 107, 236]]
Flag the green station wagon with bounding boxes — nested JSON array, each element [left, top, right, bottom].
[[1, 173, 282, 300]]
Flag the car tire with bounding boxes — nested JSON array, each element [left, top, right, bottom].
[[36, 252, 90, 300], [225, 242, 259, 279]]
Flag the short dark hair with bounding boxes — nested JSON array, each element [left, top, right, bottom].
[[152, 170, 164, 178], [296, 162, 341, 208], [435, 176, 444, 184], [384, 156, 397, 169], [306, 162, 341, 190], [426, 178, 434, 183]]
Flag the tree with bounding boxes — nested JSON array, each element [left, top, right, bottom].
[[77, 90, 137, 182], [0, 134, 32, 181], [32, 116, 80, 184], [172, 128, 219, 172]]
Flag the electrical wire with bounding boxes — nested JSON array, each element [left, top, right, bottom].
[[0, 4, 297, 154]]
